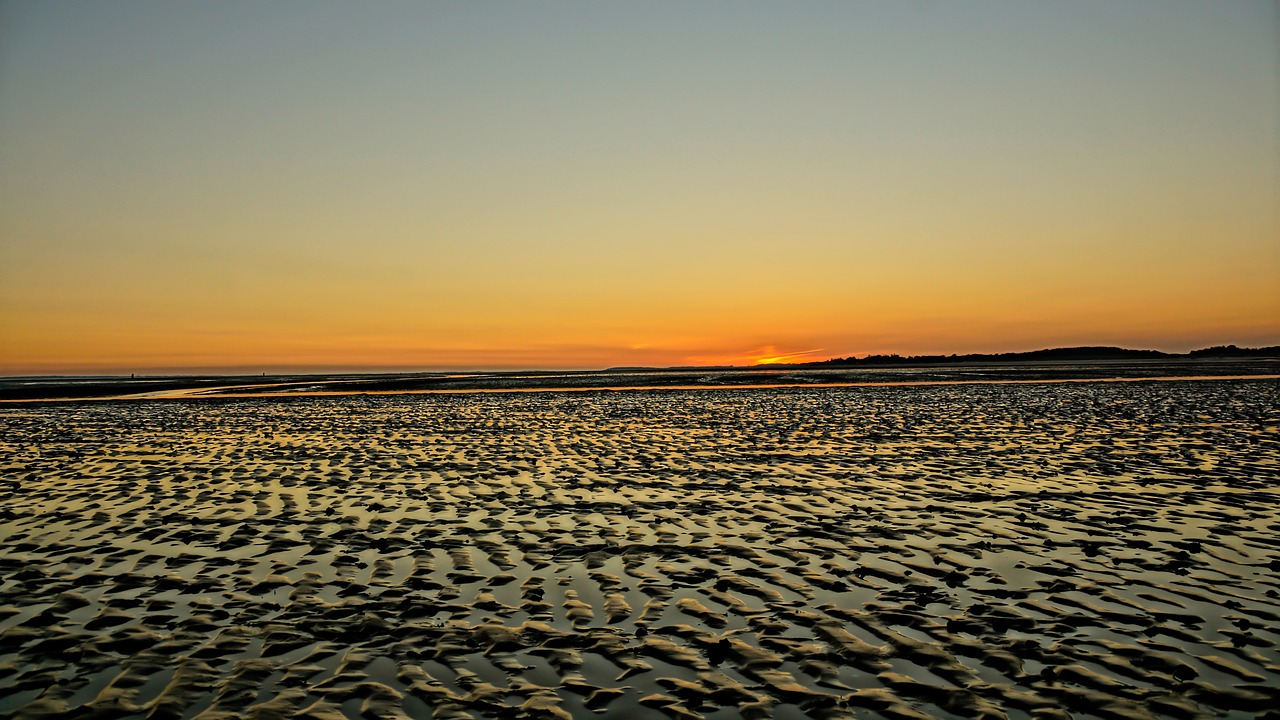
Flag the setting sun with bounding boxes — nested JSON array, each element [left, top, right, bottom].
[[750, 347, 827, 366], [1, 1, 1276, 376], [1, 5, 1278, 718]]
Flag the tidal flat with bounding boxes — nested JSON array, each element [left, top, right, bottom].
[[1, 378, 1278, 719]]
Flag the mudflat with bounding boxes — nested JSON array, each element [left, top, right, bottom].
[[1, 378, 1277, 719]]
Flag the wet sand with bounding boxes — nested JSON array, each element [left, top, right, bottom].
[[3, 358, 1279, 402], [1, 378, 1278, 718]]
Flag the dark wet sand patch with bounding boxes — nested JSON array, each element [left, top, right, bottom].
[[1, 378, 1278, 718]]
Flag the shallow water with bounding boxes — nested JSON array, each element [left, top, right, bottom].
[[1, 379, 1278, 718]]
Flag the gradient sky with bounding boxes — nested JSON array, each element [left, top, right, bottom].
[[2, 1, 1277, 374]]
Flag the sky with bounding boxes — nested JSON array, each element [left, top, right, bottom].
[[1, 1, 1277, 375]]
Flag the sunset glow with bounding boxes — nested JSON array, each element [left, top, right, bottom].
[[1, 1, 1277, 375]]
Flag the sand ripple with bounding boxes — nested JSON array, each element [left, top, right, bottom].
[[1, 379, 1278, 718]]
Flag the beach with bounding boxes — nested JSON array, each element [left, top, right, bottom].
[[1, 376, 1278, 719]]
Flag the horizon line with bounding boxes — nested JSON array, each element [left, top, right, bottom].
[[3, 342, 1277, 381]]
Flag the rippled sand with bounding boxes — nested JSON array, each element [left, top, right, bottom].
[[1, 379, 1278, 719]]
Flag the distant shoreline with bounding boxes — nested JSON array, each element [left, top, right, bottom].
[[2, 352, 1278, 403], [613, 343, 1280, 371]]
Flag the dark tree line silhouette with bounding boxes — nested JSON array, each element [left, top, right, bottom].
[[807, 345, 1279, 368]]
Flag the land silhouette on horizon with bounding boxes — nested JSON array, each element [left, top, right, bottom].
[[2, 343, 1277, 402], [793, 343, 1280, 368], [604, 343, 1280, 372]]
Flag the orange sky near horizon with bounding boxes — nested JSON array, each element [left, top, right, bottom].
[[2, 2, 1278, 376]]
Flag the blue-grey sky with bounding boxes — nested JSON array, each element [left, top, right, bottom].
[[2, 1, 1277, 373]]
